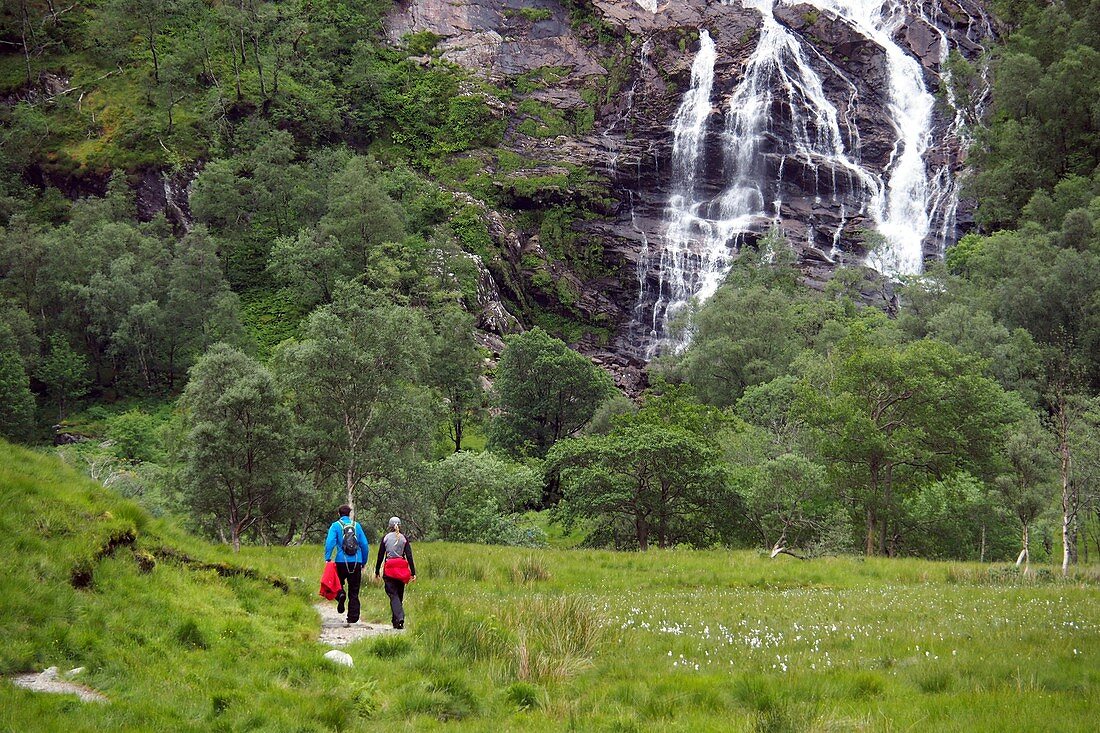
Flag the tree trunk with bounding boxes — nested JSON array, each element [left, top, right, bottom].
[[657, 490, 669, 548], [148, 22, 160, 84], [1069, 510, 1079, 564], [879, 466, 894, 556], [252, 35, 266, 97], [230, 523, 241, 553], [1016, 523, 1029, 570], [1056, 398, 1075, 577], [345, 465, 356, 521], [980, 523, 986, 563], [230, 43, 242, 99], [864, 506, 876, 556], [19, 0, 35, 87], [770, 530, 788, 559], [635, 514, 649, 551]]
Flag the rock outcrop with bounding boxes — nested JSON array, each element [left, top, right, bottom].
[[385, 0, 993, 367]]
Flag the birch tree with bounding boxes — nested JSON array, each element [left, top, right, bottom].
[[273, 285, 438, 519], [995, 422, 1054, 569]]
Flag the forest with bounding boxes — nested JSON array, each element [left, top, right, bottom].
[[1, 0, 1099, 573]]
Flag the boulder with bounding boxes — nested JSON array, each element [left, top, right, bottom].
[[323, 650, 354, 668]]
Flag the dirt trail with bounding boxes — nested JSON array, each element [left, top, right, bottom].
[[314, 602, 402, 647]]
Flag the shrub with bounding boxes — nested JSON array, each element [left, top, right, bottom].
[[106, 409, 161, 463], [519, 8, 552, 22]]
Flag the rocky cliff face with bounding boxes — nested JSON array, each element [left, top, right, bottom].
[[385, 0, 993, 376]]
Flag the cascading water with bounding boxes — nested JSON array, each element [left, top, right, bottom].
[[645, 29, 718, 356], [635, 0, 988, 357]]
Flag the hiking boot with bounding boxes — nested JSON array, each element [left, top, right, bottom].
[[336, 591, 346, 615]]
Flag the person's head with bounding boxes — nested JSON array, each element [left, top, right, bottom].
[[338, 504, 352, 518], [388, 516, 401, 532]]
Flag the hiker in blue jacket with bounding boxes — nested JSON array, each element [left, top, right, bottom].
[[324, 505, 369, 625]]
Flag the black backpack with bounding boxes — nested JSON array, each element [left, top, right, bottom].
[[340, 520, 359, 555]]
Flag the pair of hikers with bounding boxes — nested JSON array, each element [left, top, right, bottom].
[[323, 506, 416, 629]]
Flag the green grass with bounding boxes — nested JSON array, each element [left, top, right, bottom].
[[2, 441, 1098, 730]]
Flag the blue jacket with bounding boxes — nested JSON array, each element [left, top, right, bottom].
[[324, 518, 369, 564]]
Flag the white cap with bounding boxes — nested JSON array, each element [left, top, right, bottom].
[[388, 517, 401, 528]]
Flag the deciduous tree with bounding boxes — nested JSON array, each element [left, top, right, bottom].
[[274, 285, 438, 517], [179, 343, 292, 551], [490, 328, 615, 461]]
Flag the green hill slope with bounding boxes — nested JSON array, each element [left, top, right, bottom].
[[0, 440, 367, 732]]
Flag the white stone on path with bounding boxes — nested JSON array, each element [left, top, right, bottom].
[[323, 650, 354, 668]]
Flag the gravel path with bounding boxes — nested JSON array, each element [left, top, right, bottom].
[[315, 602, 402, 647]]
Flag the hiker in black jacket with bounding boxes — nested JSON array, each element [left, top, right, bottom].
[[374, 517, 416, 629]]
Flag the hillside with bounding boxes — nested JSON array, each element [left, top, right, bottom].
[[0, 439, 363, 731], [2, 440, 1098, 730]]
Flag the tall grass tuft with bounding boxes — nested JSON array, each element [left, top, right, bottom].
[[175, 618, 209, 649], [394, 675, 480, 721], [425, 555, 487, 582], [418, 605, 509, 662], [367, 634, 412, 659], [504, 595, 607, 683], [734, 676, 816, 733], [510, 555, 551, 584], [912, 665, 955, 694], [504, 680, 546, 710]]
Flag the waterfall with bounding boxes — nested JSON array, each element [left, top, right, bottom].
[[645, 29, 717, 356], [636, 0, 984, 357]]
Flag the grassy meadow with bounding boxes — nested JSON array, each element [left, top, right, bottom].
[[1, 441, 1098, 731]]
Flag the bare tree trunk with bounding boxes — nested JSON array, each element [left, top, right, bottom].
[[864, 506, 876, 556], [345, 465, 356, 521], [148, 21, 160, 83], [19, 0, 34, 87], [230, 42, 242, 99], [1055, 396, 1076, 577], [635, 514, 649, 551], [879, 466, 894, 556], [252, 35, 266, 97], [1069, 510, 1079, 564], [770, 530, 788, 559], [980, 523, 986, 563], [1016, 523, 1029, 570]]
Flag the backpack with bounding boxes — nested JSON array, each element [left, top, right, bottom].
[[340, 520, 359, 556]]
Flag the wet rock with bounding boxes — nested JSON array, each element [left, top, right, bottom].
[[134, 164, 201, 234]]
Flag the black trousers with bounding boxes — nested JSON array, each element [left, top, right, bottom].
[[384, 576, 406, 627], [335, 562, 362, 623]]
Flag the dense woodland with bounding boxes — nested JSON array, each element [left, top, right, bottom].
[[1, 0, 1099, 570]]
